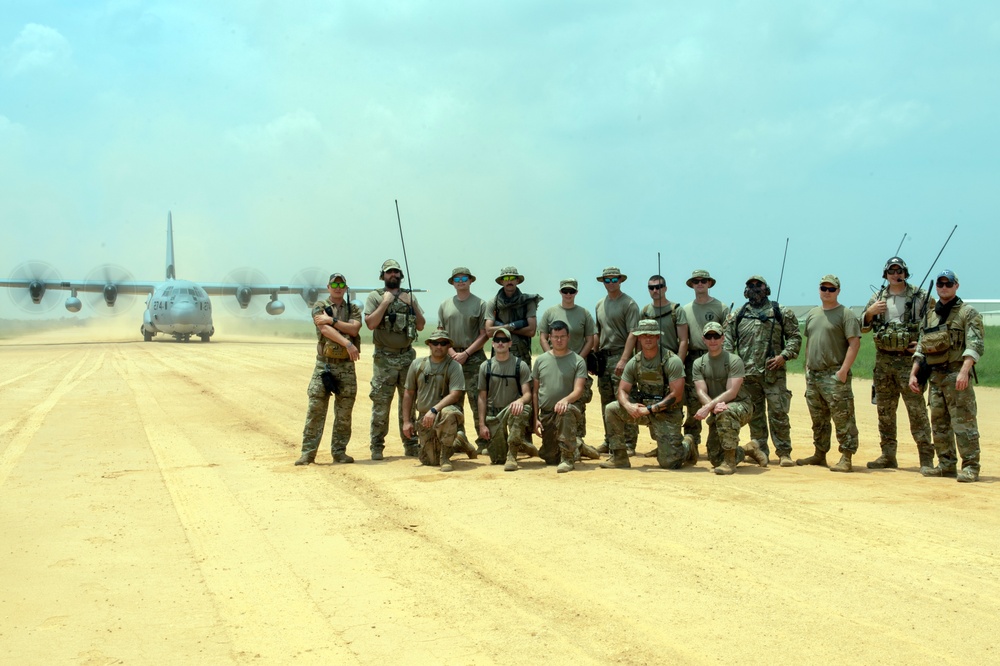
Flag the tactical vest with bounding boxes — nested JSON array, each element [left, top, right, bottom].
[[734, 302, 784, 350], [318, 300, 361, 360], [630, 351, 677, 407], [920, 301, 965, 365], [374, 288, 419, 342], [872, 286, 922, 353]]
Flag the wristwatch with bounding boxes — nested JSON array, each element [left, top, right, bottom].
[[429, 407, 438, 415]]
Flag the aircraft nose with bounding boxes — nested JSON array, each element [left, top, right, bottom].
[[171, 301, 199, 325]]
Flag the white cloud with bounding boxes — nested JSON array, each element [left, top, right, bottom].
[[2, 23, 73, 77], [225, 110, 327, 153]]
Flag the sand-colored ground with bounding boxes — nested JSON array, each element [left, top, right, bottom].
[[1, 329, 998, 665]]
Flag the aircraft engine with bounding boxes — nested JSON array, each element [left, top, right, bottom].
[[266, 297, 285, 315], [290, 268, 325, 309], [7, 261, 61, 312], [103, 284, 119, 306], [65, 296, 82, 312], [236, 286, 253, 309], [29, 280, 46, 304]]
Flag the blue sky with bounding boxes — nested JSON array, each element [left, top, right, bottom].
[[2, 1, 998, 323]]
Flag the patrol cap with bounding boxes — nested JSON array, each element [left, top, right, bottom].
[[746, 275, 769, 287], [820, 274, 841, 288], [559, 278, 578, 290], [883, 256, 909, 279], [496, 266, 525, 285], [631, 319, 661, 337], [703, 322, 724, 336], [686, 269, 716, 288], [328, 272, 347, 284], [492, 327, 512, 341], [448, 267, 476, 284], [936, 269, 958, 283], [380, 259, 404, 279], [597, 266, 627, 282], [425, 328, 453, 345]]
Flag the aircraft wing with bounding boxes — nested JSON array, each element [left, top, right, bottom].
[[0, 277, 160, 309], [199, 282, 421, 309]]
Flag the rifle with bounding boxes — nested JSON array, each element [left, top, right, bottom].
[[913, 225, 959, 389], [871, 232, 909, 404]]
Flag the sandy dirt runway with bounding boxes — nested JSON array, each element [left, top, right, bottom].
[[1, 332, 998, 665]]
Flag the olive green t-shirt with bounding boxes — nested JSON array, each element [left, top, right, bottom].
[[684, 298, 729, 352], [437, 295, 486, 349], [804, 305, 862, 372], [692, 351, 749, 402], [596, 293, 640, 350], [640, 302, 689, 354], [531, 351, 587, 411], [478, 356, 531, 412], [405, 356, 465, 413], [538, 304, 596, 355]]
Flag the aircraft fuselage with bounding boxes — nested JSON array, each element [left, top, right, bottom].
[[142, 279, 214, 342]]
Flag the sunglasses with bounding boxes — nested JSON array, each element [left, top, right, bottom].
[[560, 288, 577, 295], [689, 278, 709, 285], [500, 276, 520, 283], [492, 337, 510, 344], [936, 280, 955, 288], [747, 281, 764, 288], [704, 333, 722, 340], [428, 340, 450, 347], [886, 268, 904, 275], [602, 277, 620, 284], [819, 285, 838, 292], [452, 275, 470, 283], [328, 282, 347, 289], [648, 284, 665, 291]]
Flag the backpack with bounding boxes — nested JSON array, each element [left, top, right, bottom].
[[485, 357, 524, 396]]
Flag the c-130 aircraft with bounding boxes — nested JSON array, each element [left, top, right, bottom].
[[1, 212, 386, 342]]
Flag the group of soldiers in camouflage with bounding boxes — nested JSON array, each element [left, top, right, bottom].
[[294, 256, 985, 483]]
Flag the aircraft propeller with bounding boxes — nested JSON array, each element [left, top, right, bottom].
[[7, 261, 62, 312], [84, 263, 137, 316], [221, 267, 271, 317], [290, 267, 327, 309]]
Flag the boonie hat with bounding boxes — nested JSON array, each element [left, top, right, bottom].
[[559, 278, 578, 290], [597, 267, 627, 283], [631, 319, 661, 337], [686, 269, 717, 288], [703, 322, 724, 336], [425, 329, 453, 345], [495, 266, 525, 285], [820, 274, 841, 288], [449, 267, 476, 284], [936, 269, 958, 283]]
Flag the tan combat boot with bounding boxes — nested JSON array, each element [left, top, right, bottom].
[[556, 449, 575, 473], [519, 440, 540, 458], [713, 449, 737, 475], [956, 467, 979, 483], [778, 454, 795, 467], [578, 438, 602, 460], [503, 450, 519, 472], [684, 435, 699, 466], [294, 454, 315, 466], [830, 451, 853, 473], [599, 448, 631, 469], [921, 464, 957, 478], [596, 442, 610, 454], [440, 445, 454, 473], [745, 440, 769, 467], [867, 446, 897, 469], [796, 448, 828, 467], [456, 431, 478, 459]]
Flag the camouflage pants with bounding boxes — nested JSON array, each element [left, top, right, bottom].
[[369, 347, 418, 454], [928, 367, 980, 472], [457, 350, 488, 447], [484, 407, 532, 464], [805, 369, 859, 454], [873, 352, 933, 459], [704, 399, 752, 467], [416, 405, 463, 467], [683, 351, 706, 444], [743, 372, 792, 458], [606, 402, 687, 469], [300, 358, 357, 460], [578, 375, 594, 438], [598, 349, 637, 447], [537, 406, 583, 465]]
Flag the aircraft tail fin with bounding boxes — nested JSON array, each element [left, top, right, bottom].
[[166, 211, 176, 280]]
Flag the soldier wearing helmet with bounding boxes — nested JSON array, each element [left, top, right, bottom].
[[861, 256, 935, 470]]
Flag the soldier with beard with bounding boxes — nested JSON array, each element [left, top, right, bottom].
[[724, 275, 801, 467], [364, 259, 426, 460]]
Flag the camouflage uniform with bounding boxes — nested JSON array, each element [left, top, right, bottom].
[[861, 282, 934, 466], [537, 406, 584, 465], [438, 281, 488, 449], [692, 350, 752, 468], [299, 298, 361, 462], [914, 296, 984, 477], [803, 304, 861, 456], [365, 288, 420, 456], [479, 354, 532, 465], [724, 295, 801, 459], [405, 353, 466, 468], [596, 288, 641, 449], [682, 295, 729, 446], [604, 351, 688, 469]]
